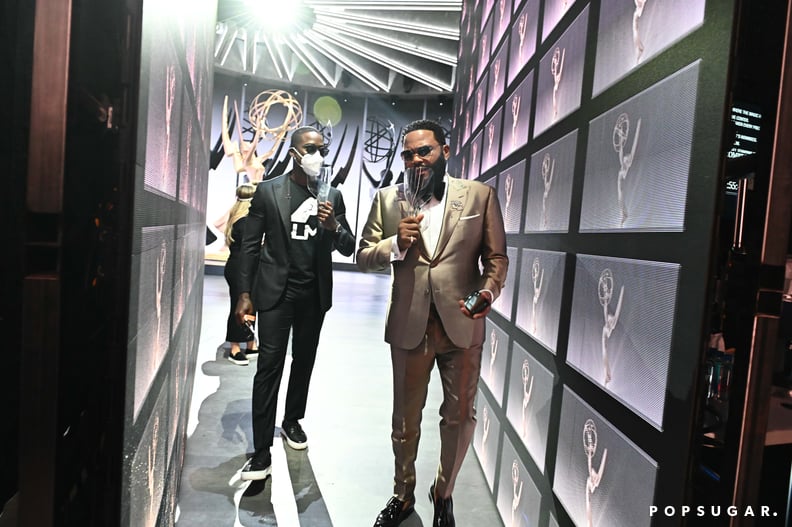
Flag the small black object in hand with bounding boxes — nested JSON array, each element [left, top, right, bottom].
[[463, 290, 491, 315]]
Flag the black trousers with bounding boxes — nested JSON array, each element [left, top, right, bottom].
[[252, 285, 325, 453]]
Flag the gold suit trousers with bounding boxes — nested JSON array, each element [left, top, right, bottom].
[[390, 304, 482, 501]]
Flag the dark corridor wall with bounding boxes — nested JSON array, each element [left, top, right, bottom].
[[0, 0, 33, 514], [3, 0, 217, 524]]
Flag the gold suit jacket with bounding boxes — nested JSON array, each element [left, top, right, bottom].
[[357, 176, 508, 350]]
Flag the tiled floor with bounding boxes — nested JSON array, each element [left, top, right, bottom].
[[176, 271, 501, 526]]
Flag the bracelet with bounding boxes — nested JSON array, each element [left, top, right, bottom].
[[334, 223, 343, 234]]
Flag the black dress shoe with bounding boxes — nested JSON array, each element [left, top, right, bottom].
[[373, 496, 415, 527], [428, 484, 455, 527]]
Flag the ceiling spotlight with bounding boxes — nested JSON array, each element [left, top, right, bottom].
[[245, 0, 315, 34]]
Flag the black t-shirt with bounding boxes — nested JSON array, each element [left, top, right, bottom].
[[287, 178, 319, 289]]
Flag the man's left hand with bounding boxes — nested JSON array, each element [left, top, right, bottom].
[[318, 201, 337, 230], [458, 289, 493, 319]]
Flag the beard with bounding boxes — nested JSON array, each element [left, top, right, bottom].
[[428, 155, 447, 200]]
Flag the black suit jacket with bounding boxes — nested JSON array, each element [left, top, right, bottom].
[[238, 173, 355, 313]]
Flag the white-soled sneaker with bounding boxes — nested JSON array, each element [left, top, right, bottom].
[[241, 451, 271, 481], [281, 421, 308, 450], [228, 350, 249, 366]]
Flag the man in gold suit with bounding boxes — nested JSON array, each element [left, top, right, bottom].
[[357, 119, 508, 527]]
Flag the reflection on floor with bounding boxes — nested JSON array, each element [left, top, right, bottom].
[[176, 270, 501, 526]]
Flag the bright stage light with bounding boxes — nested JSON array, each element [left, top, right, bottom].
[[244, 0, 314, 33]]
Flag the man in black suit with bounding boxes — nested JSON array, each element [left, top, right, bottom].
[[235, 126, 355, 480]]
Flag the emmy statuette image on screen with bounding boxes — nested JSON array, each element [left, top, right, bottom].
[[516, 249, 567, 352], [497, 437, 542, 527], [566, 254, 680, 427], [534, 7, 589, 138], [474, 389, 502, 491], [593, 0, 706, 95], [524, 130, 577, 233], [580, 61, 700, 232], [553, 387, 658, 527], [506, 341, 555, 472]]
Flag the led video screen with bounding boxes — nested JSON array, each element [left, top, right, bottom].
[[505, 341, 555, 473], [474, 74, 488, 132], [501, 71, 534, 160], [524, 130, 577, 233], [473, 388, 502, 492], [592, 0, 706, 96], [132, 225, 174, 420], [542, 0, 579, 42], [171, 229, 188, 339], [469, 129, 483, 180], [478, 15, 494, 81], [515, 249, 567, 353], [534, 7, 589, 138], [492, 247, 518, 320], [498, 159, 526, 233], [458, 146, 469, 180], [508, 0, 539, 87], [464, 107, 473, 146], [177, 100, 195, 206], [466, 63, 476, 102], [127, 0, 214, 522], [483, 319, 510, 407], [553, 387, 658, 527], [481, 0, 495, 32], [488, 43, 508, 113], [496, 435, 542, 527], [129, 383, 169, 527], [143, 40, 182, 198], [492, 0, 512, 48], [728, 104, 763, 160], [452, 116, 462, 157], [566, 254, 680, 427], [482, 109, 503, 174], [580, 61, 700, 232]]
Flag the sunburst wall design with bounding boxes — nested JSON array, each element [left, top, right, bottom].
[[214, 0, 462, 93]]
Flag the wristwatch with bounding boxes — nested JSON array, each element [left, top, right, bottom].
[[334, 223, 343, 235]]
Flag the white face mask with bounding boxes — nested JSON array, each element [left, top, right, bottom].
[[299, 151, 324, 178]]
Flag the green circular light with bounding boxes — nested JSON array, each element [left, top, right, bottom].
[[313, 96, 342, 127]]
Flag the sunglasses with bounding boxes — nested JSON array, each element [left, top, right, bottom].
[[302, 143, 330, 157], [400, 144, 439, 162]]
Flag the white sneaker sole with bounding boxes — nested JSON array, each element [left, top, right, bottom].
[[240, 465, 271, 481], [227, 355, 249, 366], [281, 432, 308, 450]]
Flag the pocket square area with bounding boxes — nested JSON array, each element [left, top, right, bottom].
[[460, 214, 481, 220]]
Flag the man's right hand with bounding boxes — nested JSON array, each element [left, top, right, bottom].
[[235, 293, 254, 326], [397, 214, 424, 252]]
